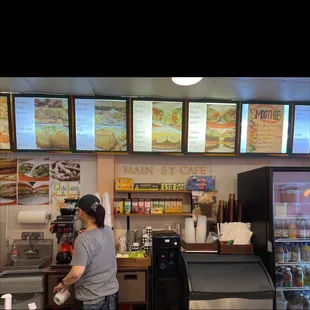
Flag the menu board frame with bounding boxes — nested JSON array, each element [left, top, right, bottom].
[[239, 100, 291, 156], [131, 97, 186, 154], [0, 94, 13, 152], [290, 102, 310, 157], [12, 93, 73, 153], [73, 95, 130, 154], [185, 99, 240, 156]]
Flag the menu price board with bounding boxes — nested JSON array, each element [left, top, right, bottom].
[[292, 104, 310, 154], [187, 101, 237, 153], [14, 95, 71, 151], [0, 95, 11, 150], [74, 97, 128, 152], [132, 99, 184, 153], [240, 103, 290, 154]]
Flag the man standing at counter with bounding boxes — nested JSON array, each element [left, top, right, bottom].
[[53, 194, 119, 310]]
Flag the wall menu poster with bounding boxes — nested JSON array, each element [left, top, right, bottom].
[[74, 98, 128, 152], [240, 103, 289, 154], [0, 96, 11, 150], [14, 96, 70, 151], [132, 100, 183, 153], [292, 105, 310, 154], [187, 102, 237, 153]]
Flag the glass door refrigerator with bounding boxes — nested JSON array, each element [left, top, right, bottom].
[[238, 166, 310, 309]]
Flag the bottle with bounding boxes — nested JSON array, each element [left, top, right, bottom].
[[303, 294, 310, 310], [283, 243, 289, 263], [295, 267, 304, 287], [299, 221, 307, 239], [306, 221, 310, 238], [284, 267, 293, 287], [305, 266, 310, 286], [301, 242, 306, 261], [288, 243, 293, 262], [282, 220, 288, 238], [292, 243, 301, 263], [276, 244, 284, 263], [11, 243, 19, 260], [275, 221, 282, 238], [288, 220, 297, 239]]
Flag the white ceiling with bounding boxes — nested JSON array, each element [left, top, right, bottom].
[[0, 77, 310, 101]]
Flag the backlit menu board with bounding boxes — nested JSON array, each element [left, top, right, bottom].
[[132, 99, 184, 153], [292, 104, 310, 154], [0, 95, 11, 150], [187, 101, 237, 153], [74, 97, 128, 152], [14, 95, 71, 151], [240, 103, 290, 154]]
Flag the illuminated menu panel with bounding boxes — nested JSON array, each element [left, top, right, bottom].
[[0, 96, 11, 150], [132, 100, 183, 153], [292, 105, 310, 154], [187, 102, 237, 153], [240, 103, 290, 154], [14, 96, 70, 151], [75, 98, 128, 152]]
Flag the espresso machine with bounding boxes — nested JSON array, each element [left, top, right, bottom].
[[50, 198, 84, 266]]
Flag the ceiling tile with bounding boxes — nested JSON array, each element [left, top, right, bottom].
[[25, 78, 94, 95], [90, 78, 154, 96], [208, 79, 280, 100], [271, 80, 310, 101], [0, 78, 34, 93]]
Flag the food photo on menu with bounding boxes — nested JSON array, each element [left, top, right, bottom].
[[18, 158, 49, 182], [0, 182, 17, 205], [151, 102, 183, 152], [17, 181, 49, 205], [95, 100, 127, 152], [0, 96, 10, 150], [0, 159, 17, 182], [205, 104, 237, 153], [50, 160, 80, 182]]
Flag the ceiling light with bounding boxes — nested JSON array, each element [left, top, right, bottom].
[[171, 77, 203, 86]]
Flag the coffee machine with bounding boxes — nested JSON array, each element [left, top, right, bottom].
[[50, 198, 84, 265]]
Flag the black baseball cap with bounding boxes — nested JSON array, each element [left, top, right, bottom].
[[76, 194, 100, 212]]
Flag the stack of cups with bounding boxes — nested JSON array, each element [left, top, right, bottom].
[[103, 192, 113, 228], [196, 215, 207, 243], [184, 218, 195, 243]]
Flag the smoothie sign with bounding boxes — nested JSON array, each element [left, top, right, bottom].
[[240, 103, 289, 154]]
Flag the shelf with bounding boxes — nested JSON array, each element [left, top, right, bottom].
[[277, 287, 310, 291], [275, 239, 310, 242], [276, 262, 310, 266], [115, 212, 192, 217], [275, 216, 310, 220], [115, 190, 191, 193]]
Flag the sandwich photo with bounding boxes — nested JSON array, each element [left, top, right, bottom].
[[205, 128, 220, 151], [35, 98, 68, 126], [95, 128, 117, 151], [0, 96, 8, 120], [0, 183, 17, 203], [95, 101, 126, 126], [18, 162, 34, 174], [34, 184, 49, 197], [221, 107, 236, 125], [221, 129, 236, 149], [0, 159, 17, 181], [17, 182, 34, 200], [31, 164, 49, 178], [152, 131, 181, 151], [207, 106, 221, 123], [152, 107, 164, 121], [161, 108, 182, 127]]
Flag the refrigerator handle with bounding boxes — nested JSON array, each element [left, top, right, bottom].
[[267, 240, 273, 252]]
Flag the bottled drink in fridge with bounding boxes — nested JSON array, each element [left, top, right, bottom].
[[294, 267, 304, 287], [292, 243, 301, 263], [284, 267, 293, 287], [283, 243, 289, 263], [276, 244, 284, 263], [282, 220, 288, 238], [288, 220, 297, 239]]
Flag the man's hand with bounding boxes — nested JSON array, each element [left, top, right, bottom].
[[53, 282, 67, 293]]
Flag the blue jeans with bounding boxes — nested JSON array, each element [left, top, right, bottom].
[[81, 293, 117, 310]]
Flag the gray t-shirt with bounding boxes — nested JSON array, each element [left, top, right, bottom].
[[70, 226, 119, 303]]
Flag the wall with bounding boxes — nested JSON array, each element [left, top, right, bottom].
[[0, 153, 97, 263], [97, 155, 310, 241]]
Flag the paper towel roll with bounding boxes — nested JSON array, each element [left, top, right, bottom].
[[18, 211, 49, 224], [54, 289, 70, 305], [1, 294, 12, 310]]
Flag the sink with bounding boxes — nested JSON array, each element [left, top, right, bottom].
[[1, 257, 52, 270]]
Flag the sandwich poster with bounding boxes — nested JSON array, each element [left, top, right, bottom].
[[187, 103, 237, 153], [18, 158, 49, 182], [133, 100, 183, 152], [0, 158, 17, 181], [50, 160, 80, 182], [246, 104, 285, 153], [17, 181, 49, 205], [0, 182, 17, 205], [0, 96, 11, 150]]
